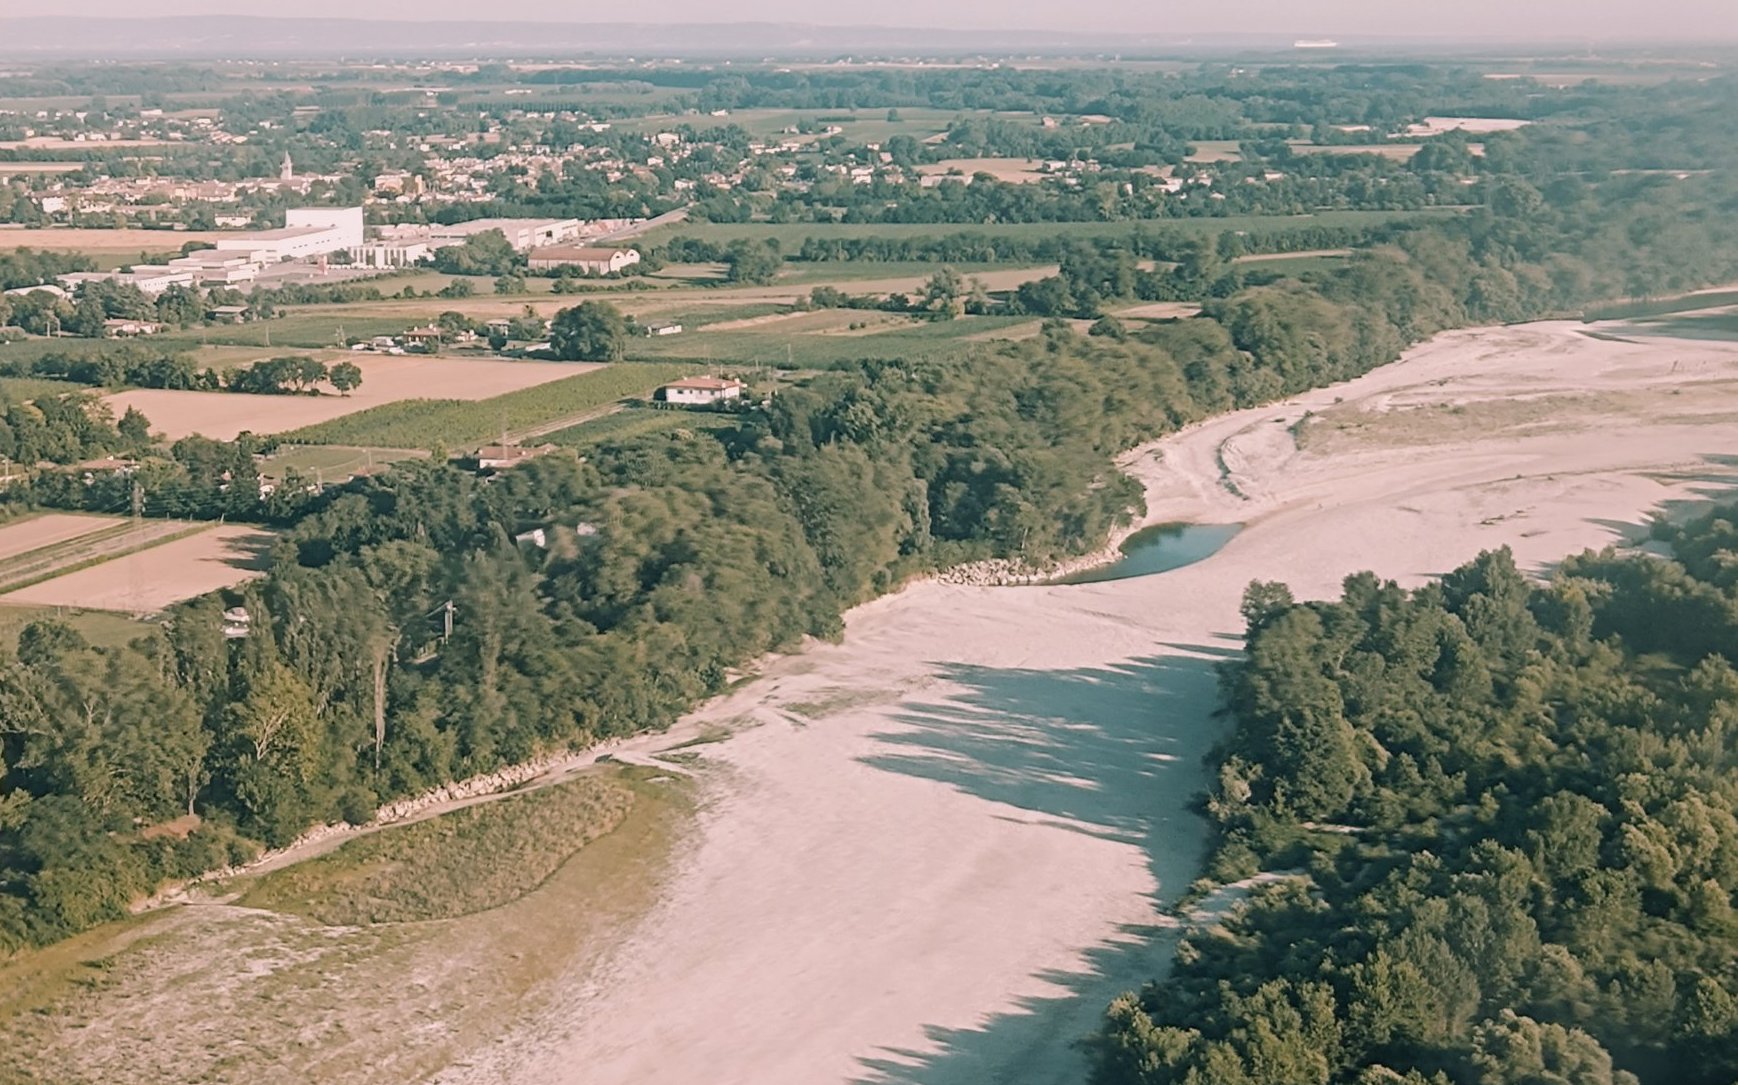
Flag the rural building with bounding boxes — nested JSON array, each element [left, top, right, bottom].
[[168, 250, 261, 285], [475, 443, 559, 470], [348, 239, 432, 268], [102, 318, 162, 337], [3, 284, 68, 300], [660, 376, 746, 406], [206, 304, 251, 323], [420, 217, 582, 252], [402, 326, 444, 350], [644, 321, 683, 336], [62, 266, 195, 295], [527, 246, 642, 274]]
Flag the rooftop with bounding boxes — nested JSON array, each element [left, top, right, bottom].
[[665, 377, 746, 391]]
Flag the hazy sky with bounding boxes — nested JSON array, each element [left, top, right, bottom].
[[35, 0, 1738, 38]]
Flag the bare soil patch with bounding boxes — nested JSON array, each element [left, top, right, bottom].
[[0, 513, 123, 562], [106, 358, 600, 441], [918, 157, 1048, 183], [1, 524, 276, 612]]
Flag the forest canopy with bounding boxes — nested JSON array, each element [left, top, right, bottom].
[[1088, 518, 1738, 1085]]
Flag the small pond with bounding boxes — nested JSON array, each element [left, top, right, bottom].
[[1051, 522, 1242, 585]]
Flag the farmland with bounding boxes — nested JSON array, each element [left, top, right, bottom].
[[627, 314, 1029, 367], [105, 356, 601, 441], [277, 362, 697, 449], [0, 376, 85, 403], [633, 209, 1464, 251], [0, 513, 127, 564], [0, 227, 234, 255], [0, 523, 276, 613]]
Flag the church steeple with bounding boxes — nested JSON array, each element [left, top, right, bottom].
[[280, 151, 294, 181]]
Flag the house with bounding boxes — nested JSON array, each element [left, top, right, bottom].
[[475, 443, 558, 470], [526, 246, 642, 275], [402, 326, 444, 350], [660, 376, 746, 406], [103, 318, 162, 337]]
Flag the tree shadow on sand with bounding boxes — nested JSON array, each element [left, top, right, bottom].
[[851, 647, 1234, 1085]]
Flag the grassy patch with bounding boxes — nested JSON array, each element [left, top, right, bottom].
[[627, 314, 1022, 367], [544, 406, 738, 449], [255, 444, 427, 480], [277, 362, 696, 450], [0, 605, 152, 652], [241, 774, 634, 925], [0, 375, 86, 403], [0, 767, 691, 1085]]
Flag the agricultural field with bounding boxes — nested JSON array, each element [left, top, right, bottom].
[[917, 157, 1048, 183], [277, 362, 696, 449], [0, 523, 276, 613], [105, 357, 600, 441], [635, 209, 1462, 251], [627, 313, 1030, 367], [0, 515, 209, 598], [0, 162, 86, 175], [1185, 140, 1245, 162], [255, 444, 428, 482], [0, 226, 234, 255], [607, 106, 1015, 144], [0, 513, 125, 563]]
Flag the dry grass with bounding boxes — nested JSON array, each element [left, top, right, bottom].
[[0, 768, 691, 1085], [241, 776, 634, 925], [0, 227, 234, 254], [918, 157, 1048, 183]]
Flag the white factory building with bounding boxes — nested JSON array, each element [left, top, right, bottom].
[[61, 266, 195, 296], [210, 207, 365, 262], [376, 218, 582, 253]]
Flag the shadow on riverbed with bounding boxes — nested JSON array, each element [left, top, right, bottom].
[[852, 648, 1232, 1085]]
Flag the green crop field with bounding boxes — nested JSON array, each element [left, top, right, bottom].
[[277, 362, 697, 450]]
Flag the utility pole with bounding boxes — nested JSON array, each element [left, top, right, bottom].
[[129, 481, 144, 617]]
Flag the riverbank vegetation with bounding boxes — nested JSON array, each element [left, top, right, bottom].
[[240, 772, 635, 925], [1088, 516, 1738, 1085]]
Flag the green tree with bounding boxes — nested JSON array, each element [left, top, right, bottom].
[[549, 301, 627, 361], [329, 361, 363, 396]]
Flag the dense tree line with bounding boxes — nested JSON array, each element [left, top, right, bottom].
[[22, 346, 361, 397], [1088, 522, 1738, 1085]]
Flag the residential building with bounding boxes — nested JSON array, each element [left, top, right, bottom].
[[660, 376, 746, 406]]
